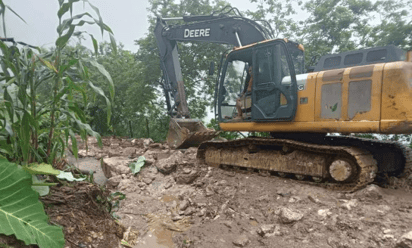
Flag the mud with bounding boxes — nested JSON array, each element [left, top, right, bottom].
[[66, 135, 412, 248]]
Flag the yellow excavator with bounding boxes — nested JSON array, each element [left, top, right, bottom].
[[155, 9, 412, 191]]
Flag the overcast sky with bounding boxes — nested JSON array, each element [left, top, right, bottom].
[[6, 0, 256, 52]]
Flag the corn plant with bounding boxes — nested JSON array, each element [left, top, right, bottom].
[[0, 1, 116, 247], [0, 0, 26, 37], [0, 0, 115, 165]]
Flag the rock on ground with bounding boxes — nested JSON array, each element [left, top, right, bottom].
[[102, 157, 133, 178], [155, 151, 184, 174], [355, 184, 384, 200], [122, 147, 137, 158], [397, 231, 412, 248], [106, 175, 122, 188], [142, 138, 154, 147], [257, 224, 276, 237], [233, 234, 250, 247], [174, 168, 200, 184], [278, 207, 303, 224]]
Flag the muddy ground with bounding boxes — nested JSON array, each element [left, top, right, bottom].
[[63, 135, 412, 248], [4, 135, 411, 248]]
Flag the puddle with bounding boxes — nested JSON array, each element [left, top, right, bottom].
[[133, 231, 170, 248]]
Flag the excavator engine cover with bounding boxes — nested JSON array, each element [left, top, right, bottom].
[[167, 118, 218, 149]]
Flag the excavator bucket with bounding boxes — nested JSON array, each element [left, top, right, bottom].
[[167, 118, 219, 149]]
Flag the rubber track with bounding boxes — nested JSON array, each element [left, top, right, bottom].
[[198, 137, 378, 192]]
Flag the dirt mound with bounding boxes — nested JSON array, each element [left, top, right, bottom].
[[42, 181, 124, 248]]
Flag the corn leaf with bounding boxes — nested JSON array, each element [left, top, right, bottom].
[[68, 104, 87, 123], [56, 25, 75, 48], [0, 158, 65, 248], [87, 1, 104, 36], [69, 129, 78, 159], [24, 163, 60, 176], [88, 80, 112, 126], [109, 33, 117, 55], [0, 1, 6, 37], [37, 57, 58, 74], [87, 59, 114, 101], [56, 171, 86, 182], [89, 33, 98, 56], [58, 58, 78, 77], [5, 6, 26, 24]]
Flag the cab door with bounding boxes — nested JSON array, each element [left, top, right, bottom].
[[252, 40, 298, 121]]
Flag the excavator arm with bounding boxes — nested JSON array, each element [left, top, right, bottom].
[[154, 11, 278, 148]]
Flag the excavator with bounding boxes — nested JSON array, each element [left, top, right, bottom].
[[155, 8, 412, 191]]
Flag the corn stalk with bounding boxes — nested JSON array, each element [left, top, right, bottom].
[[0, 0, 116, 165]]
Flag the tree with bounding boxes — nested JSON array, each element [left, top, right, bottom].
[[367, 0, 412, 49], [245, 0, 300, 39], [245, 0, 411, 67]]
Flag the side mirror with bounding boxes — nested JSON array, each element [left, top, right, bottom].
[[209, 61, 215, 76]]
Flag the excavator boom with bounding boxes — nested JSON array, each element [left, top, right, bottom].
[[154, 10, 281, 148]]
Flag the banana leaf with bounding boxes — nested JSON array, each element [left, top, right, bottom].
[[0, 158, 65, 248]]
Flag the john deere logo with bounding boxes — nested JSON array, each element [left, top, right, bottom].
[[184, 28, 211, 38]]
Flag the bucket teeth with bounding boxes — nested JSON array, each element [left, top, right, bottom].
[[167, 118, 219, 149], [176, 131, 219, 149]]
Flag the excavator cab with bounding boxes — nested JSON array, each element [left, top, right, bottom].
[[217, 39, 299, 123]]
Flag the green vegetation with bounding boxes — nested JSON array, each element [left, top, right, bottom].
[[248, 0, 412, 68], [0, 0, 115, 247], [1, 0, 412, 246], [129, 156, 146, 174], [0, 158, 65, 248], [0, 1, 115, 165]]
